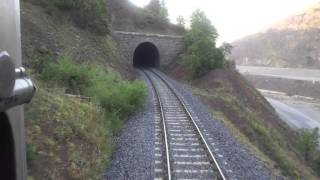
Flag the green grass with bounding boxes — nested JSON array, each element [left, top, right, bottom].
[[25, 88, 112, 179]]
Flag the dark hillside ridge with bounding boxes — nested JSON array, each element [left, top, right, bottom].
[[231, 3, 320, 69], [108, 0, 184, 35]]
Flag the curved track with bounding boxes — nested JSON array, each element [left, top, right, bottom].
[[141, 69, 226, 180]]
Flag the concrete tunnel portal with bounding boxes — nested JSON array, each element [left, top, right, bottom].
[[133, 42, 160, 68]]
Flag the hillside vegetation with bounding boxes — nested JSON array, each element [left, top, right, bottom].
[[22, 0, 148, 179], [231, 3, 320, 69]]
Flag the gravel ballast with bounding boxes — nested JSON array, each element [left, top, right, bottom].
[[105, 69, 274, 179]]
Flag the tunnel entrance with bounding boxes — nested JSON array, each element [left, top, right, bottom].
[[133, 42, 160, 68], [0, 113, 16, 180]]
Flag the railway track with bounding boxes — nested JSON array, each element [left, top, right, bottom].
[[141, 69, 226, 180]]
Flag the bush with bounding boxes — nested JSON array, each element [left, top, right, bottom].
[[42, 55, 147, 126], [27, 52, 55, 74], [42, 55, 92, 94], [26, 144, 37, 162], [182, 9, 225, 77], [297, 128, 319, 162], [85, 78, 147, 119]]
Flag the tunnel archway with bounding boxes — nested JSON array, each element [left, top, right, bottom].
[[133, 42, 160, 68], [0, 113, 16, 180]]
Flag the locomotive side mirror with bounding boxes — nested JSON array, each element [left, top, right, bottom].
[[0, 51, 36, 112]]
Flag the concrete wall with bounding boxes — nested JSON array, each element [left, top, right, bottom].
[[0, 0, 27, 179], [113, 31, 185, 67]]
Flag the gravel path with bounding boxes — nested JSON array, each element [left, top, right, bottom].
[[105, 70, 274, 179]]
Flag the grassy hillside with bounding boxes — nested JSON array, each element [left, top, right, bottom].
[[22, 0, 148, 179], [166, 63, 318, 178], [231, 3, 320, 69], [26, 88, 112, 179]]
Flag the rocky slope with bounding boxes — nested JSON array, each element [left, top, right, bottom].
[[231, 3, 320, 69]]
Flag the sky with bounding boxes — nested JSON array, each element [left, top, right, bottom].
[[129, 0, 319, 43]]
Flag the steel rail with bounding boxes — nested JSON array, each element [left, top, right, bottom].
[[149, 69, 227, 180], [141, 69, 172, 180]]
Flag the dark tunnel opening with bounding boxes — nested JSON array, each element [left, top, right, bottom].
[[0, 113, 16, 180], [133, 42, 160, 68]]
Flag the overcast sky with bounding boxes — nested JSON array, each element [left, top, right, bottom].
[[129, 0, 319, 43]]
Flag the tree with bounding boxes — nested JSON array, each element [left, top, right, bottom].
[[176, 15, 185, 27], [159, 0, 169, 22], [145, 0, 161, 15], [297, 128, 319, 162], [145, 0, 168, 22], [220, 42, 233, 56], [182, 9, 225, 77]]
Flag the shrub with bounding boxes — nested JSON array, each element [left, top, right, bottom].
[[27, 52, 55, 74], [26, 144, 37, 162], [297, 128, 319, 162], [42, 55, 92, 94], [83, 69, 147, 120]]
